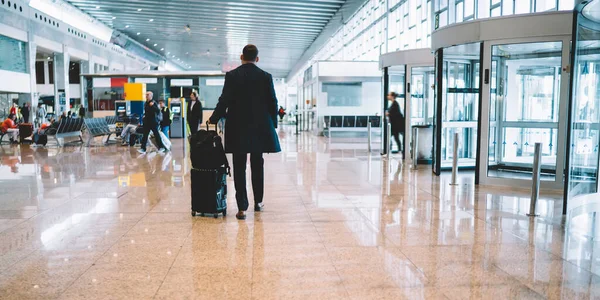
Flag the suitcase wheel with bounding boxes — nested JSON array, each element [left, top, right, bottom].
[[213, 214, 218, 219], [222, 210, 227, 217], [191, 211, 196, 217], [200, 213, 205, 217]]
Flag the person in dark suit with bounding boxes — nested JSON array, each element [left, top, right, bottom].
[[138, 91, 166, 154], [209, 44, 281, 220], [386, 92, 405, 154], [187, 91, 203, 135], [21, 102, 30, 123]]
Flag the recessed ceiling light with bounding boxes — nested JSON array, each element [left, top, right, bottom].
[[112, 16, 116, 20], [186, 52, 189, 54], [160, 48, 164, 51], [96, 5, 100, 9], [149, 19, 154, 22], [167, 52, 170, 54], [137, 8, 142, 11], [47, 57, 51, 60], [146, 38, 150, 41], [153, 43, 157, 46], [137, 32, 140, 35], [125, 25, 129, 28]]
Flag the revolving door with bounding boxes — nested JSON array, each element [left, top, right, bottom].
[[380, 49, 435, 164], [565, 1, 600, 234]]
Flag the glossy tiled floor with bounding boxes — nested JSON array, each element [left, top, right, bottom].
[[0, 127, 598, 299]]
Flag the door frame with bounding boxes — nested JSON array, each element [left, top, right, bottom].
[[478, 35, 572, 190]]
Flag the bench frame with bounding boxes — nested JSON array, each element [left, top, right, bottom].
[[45, 118, 84, 146], [83, 118, 116, 147]]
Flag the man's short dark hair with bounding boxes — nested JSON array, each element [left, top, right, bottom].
[[242, 45, 259, 61], [159, 99, 165, 103]]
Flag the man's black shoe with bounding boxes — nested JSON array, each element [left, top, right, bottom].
[[254, 203, 264, 212]]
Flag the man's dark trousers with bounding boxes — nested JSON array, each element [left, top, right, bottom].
[[232, 153, 264, 211], [140, 125, 164, 151]]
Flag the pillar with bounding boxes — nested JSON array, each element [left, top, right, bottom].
[[53, 45, 70, 115], [26, 31, 38, 121], [79, 53, 94, 110]]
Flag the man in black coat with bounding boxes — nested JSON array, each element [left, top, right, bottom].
[[209, 44, 281, 220], [187, 91, 203, 135], [138, 91, 166, 154]]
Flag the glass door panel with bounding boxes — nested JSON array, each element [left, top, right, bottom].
[[487, 41, 563, 180], [410, 66, 435, 125], [388, 65, 406, 153], [440, 43, 481, 168], [389, 66, 406, 115], [567, 10, 600, 220]]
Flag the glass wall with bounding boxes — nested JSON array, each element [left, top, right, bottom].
[[435, 43, 481, 171], [434, 0, 575, 30], [487, 41, 563, 180], [566, 4, 600, 220], [198, 76, 225, 109], [290, 0, 575, 87]]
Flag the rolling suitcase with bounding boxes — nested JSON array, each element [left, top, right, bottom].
[[34, 134, 48, 146], [148, 130, 171, 151], [190, 167, 228, 217], [189, 122, 230, 218]]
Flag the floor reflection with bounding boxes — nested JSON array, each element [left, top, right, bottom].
[[0, 127, 598, 299]]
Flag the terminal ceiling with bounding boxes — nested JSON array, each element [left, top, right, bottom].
[[65, 0, 347, 77]]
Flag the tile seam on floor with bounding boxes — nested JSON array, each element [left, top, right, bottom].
[[151, 219, 195, 299]]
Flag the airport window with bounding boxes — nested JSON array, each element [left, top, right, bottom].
[[536, 0, 557, 11], [457, 1, 465, 21], [323, 82, 362, 107], [502, 0, 514, 15], [69, 62, 80, 84], [0, 35, 27, 74], [515, 0, 532, 13], [35, 61, 45, 84]]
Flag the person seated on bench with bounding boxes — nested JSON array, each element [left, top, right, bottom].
[[120, 114, 140, 146], [32, 118, 57, 146], [1, 114, 19, 144]]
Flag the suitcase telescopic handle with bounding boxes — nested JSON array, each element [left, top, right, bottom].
[[205, 121, 217, 131]]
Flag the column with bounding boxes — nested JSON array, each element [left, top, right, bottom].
[[26, 31, 38, 123], [53, 45, 70, 115], [79, 53, 94, 110]]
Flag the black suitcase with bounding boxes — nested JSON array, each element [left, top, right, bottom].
[[35, 134, 48, 146], [191, 167, 228, 218], [190, 122, 230, 218]]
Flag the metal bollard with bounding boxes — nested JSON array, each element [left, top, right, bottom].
[[295, 114, 299, 135], [527, 142, 542, 217], [386, 122, 392, 160], [450, 132, 459, 185], [411, 127, 418, 170], [367, 120, 372, 152]]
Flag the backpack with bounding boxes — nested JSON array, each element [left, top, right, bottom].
[[155, 106, 163, 123], [188, 123, 230, 172]]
